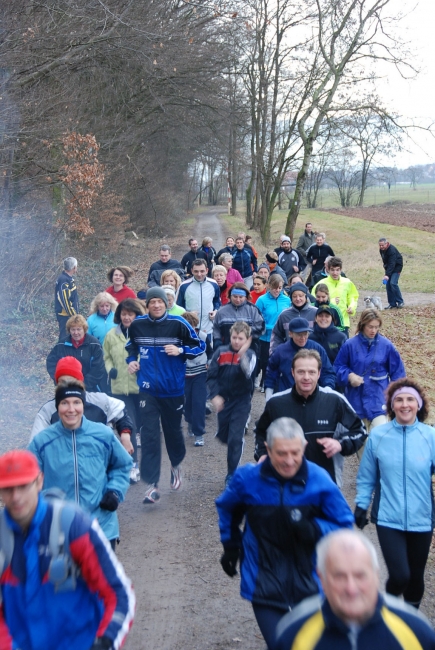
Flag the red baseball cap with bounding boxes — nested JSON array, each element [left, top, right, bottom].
[[54, 356, 84, 384], [0, 450, 41, 488]]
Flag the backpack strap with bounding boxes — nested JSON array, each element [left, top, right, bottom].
[[47, 499, 79, 592], [0, 511, 14, 578]]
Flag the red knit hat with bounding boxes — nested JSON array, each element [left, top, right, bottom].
[[0, 450, 40, 488], [54, 356, 84, 384]]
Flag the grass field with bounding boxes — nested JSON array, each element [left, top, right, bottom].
[[223, 205, 435, 293], [310, 182, 435, 208]]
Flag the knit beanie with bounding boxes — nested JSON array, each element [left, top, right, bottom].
[[161, 284, 176, 298], [145, 286, 168, 308], [55, 385, 86, 410], [288, 282, 308, 297], [54, 356, 84, 384]]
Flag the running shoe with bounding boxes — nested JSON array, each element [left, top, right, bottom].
[[397, 302, 405, 309], [170, 465, 182, 490], [143, 484, 160, 504], [129, 463, 140, 484], [194, 435, 204, 447], [186, 423, 195, 437]]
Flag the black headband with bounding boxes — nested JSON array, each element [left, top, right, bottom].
[[55, 386, 86, 410]]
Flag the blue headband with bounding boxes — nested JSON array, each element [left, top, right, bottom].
[[231, 289, 247, 296]]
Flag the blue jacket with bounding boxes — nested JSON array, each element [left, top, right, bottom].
[[265, 339, 336, 392], [255, 292, 291, 342], [356, 418, 435, 532], [276, 593, 435, 650], [177, 277, 220, 335], [87, 311, 116, 344], [334, 333, 405, 420], [28, 416, 132, 541], [0, 495, 135, 650], [216, 458, 353, 610], [125, 312, 206, 398], [232, 248, 257, 277]]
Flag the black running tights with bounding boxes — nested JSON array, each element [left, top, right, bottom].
[[376, 525, 433, 607]]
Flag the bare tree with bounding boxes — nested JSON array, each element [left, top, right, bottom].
[[285, 0, 414, 237]]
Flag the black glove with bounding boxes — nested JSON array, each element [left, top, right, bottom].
[[109, 367, 118, 379], [292, 517, 320, 544], [89, 637, 113, 649], [354, 506, 369, 529], [220, 548, 239, 577], [99, 491, 119, 512]]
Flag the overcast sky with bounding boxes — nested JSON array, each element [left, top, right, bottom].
[[380, 0, 435, 167]]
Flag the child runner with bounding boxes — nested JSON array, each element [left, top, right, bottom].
[[207, 321, 256, 486]]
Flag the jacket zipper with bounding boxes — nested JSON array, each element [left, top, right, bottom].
[[72, 430, 79, 504], [403, 426, 407, 529]]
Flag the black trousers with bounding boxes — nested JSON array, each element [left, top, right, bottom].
[[139, 394, 186, 486], [56, 315, 69, 342], [112, 393, 140, 463], [216, 394, 251, 477], [184, 373, 207, 437], [252, 603, 287, 650], [377, 525, 433, 607]]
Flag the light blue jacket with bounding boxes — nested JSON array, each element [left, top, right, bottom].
[[28, 416, 132, 541], [356, 419, 435, 532], [86, 311, 116, 344], [255, 292, 291, 342]]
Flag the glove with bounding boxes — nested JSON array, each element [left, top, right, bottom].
[[220, 548, 239, 577], [109, 368, 118, 379], [348, 372, 364, 388], [354, 506, 369, 529], [291, 517, 320, 544], [89, 637, 113, 649], [99, 491, 119, 512]]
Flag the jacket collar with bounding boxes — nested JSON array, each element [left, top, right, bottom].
[[391, 417, 420, 433], [291, 384, 319, 404], [57, 415, 88, 435], [148, 311, 168, 324]]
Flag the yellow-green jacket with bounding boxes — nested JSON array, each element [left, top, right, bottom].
[[103, 325, 139, 395], [312, 276, 359, 327]]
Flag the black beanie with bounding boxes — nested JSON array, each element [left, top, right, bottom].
[[55, 386, 86, 410]]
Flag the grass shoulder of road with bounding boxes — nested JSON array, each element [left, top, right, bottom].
[[315, 183, 435, 208]]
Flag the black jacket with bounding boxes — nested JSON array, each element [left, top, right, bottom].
[[309, 323, 347, 364], [180, 250, 208, 277], [380, 243, 403, 276], [207, 344, 256, 400], [55, 270, 79, 317], [147, 259, 184, 286], [46, 334, 107, 392], [215, 245, 236, 263], [255, 386, 367, 484], [306, 243, 335, 275]]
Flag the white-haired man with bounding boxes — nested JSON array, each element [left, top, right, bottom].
[[55, 256, 78, 341], [276, 529, 435, 650], [216, 417, 353, 650]]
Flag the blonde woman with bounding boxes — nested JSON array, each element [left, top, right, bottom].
[[160, 269, 181, 295], [87, 291, 118, 344]]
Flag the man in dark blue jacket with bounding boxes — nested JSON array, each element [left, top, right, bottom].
[[379, 237, 404, 309], [126, 287, 205, 504], [265, 317, 336, 395], [276, 529, 435, 650], [232, 237, 257, 289], [216, 417, 353, 650]]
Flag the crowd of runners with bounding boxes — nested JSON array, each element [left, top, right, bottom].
[[1, 224, 435, 650]]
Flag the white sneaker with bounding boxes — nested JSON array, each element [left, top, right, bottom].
[[129, 463, 140, 484], [170, 465, 182, 490]]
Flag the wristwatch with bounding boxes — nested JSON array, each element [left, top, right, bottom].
[[178, 347, 184, 355]]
